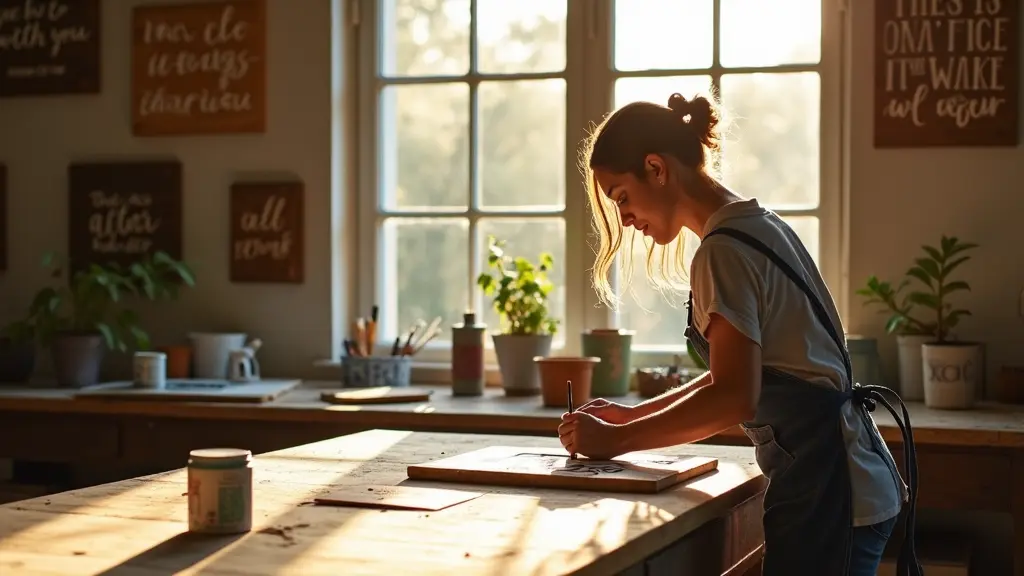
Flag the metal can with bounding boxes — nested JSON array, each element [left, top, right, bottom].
[[187, 448, 253, 534]]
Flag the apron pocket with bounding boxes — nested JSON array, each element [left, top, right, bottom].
[[742, 423, 794, 480]]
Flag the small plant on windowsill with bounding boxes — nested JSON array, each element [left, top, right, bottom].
[[476, 235, 559, 396]]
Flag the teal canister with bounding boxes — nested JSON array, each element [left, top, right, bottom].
[[451, 312, 486, 396], [581, 329, 634, 397]]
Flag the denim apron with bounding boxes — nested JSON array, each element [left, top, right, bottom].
[[684, 227, 923, 576]]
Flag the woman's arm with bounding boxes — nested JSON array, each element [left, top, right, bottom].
[[629, 370, 713, 418], [617, 314, 762, 453]]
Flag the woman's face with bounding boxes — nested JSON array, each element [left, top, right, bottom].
[[593, 156, 680, 245]]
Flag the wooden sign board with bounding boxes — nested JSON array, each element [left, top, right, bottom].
[[321, 387, 433, 405], [407, 446, 718, 494], [0, 164, 6, 271], [131, 0, 266, 136], [67, 161, 183, 273], [314, 485, 484, 511], [874, 0, 1019, 147], [0, 0, 101, 97], [230, 181, 303, 283]]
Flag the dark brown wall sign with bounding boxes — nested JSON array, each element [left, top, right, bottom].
[[68, 161, 183, 273], [0, 164, 6, 272], [875, 0, 1019, 147], [230, 181, 303, 284], [0, 0, 101, 97], [131, 0, 266, 136]]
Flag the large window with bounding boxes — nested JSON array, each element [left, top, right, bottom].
[[355, 0, 843, 366]]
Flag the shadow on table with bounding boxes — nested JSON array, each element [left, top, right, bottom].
[[94, 532, 247, 575]]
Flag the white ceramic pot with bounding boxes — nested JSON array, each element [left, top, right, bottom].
[[896, 334, 931, 401], [921, 341, 984, 409], [492, 334, 552, 396], [190, 333, 247, 380]]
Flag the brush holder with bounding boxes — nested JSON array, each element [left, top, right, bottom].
[[341, 356, 413, 388]]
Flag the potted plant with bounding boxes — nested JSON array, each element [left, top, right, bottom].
[[911, 236, 980, 409], [856, 275, 934, 400], [0, 317, 37, 384], [30, 251, 196, 388], [477, 235, 559, 396]]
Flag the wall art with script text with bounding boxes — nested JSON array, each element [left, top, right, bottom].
[[0, 0, 100, 97], [131, 0, 266, 136], [67, 161, 183, 274], [230, 181, 303, 283], [0, 164, 6, 271], [875, 0, 1019, 147]]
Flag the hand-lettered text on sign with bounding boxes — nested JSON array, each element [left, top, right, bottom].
[[874, 0, 1019, 147], [0, 0, 100, 97], [68, 162, 183, 273], [132, 0, 266, 136], [230, 182, 304, 284]]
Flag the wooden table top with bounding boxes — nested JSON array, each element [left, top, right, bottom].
[[0, 430, 764, 575], [2, 381, 1024, 447]]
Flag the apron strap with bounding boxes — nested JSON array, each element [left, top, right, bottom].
[[705, 226, 923, 576]]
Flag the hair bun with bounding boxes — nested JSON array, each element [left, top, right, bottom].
[[666, 92, 720, 151]]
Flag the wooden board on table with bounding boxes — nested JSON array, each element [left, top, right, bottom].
[[407, 446, 718, 494], [314, 484, 484, 511], [321, 387, 432, 405], [74, 379, 301, 403]]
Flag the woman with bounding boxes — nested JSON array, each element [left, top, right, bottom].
[[558, 93, 921, 576]]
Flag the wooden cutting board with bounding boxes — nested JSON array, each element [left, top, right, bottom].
[[74, 379, 301, 403], [407, 446, 718, 494], [321, 387, 432, 405]]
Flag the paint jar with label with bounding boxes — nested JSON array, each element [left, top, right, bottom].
[[187, 448, 253, 534], [451, 311, 486, 396], [133, 351, 167, 389]]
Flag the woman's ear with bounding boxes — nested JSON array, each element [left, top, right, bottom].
[[644, 153, 667, 185]]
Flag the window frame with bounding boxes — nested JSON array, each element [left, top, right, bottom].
[[350, 0, 848, 378]]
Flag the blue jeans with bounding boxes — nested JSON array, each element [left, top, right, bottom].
[[848, 515, 898, 575]]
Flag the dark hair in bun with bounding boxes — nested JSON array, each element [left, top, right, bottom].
[[666, 92, 721, 154]]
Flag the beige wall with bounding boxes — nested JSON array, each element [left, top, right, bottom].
[[0, 1, 1020, 389]]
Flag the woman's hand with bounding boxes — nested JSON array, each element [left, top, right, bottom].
[[576, 398, 636, 425], [557, 411, 630, 460]]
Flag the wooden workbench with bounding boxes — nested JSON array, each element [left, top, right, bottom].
[[0, 430, 766, 576]]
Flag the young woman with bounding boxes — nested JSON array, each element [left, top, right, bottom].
[[558, 93, 921, 576]]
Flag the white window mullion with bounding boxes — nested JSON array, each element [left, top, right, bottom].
[[356, 0, 381, 355]]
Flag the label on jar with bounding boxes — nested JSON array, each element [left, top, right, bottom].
[[187, 465, 252, 534]]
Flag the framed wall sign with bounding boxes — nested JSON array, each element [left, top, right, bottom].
[[0, 0, 101, 97], [874, 0, 1019, 147], [230, 181, 303, 284], [67, 161, 183, 273], [131, 0, 266, 136]]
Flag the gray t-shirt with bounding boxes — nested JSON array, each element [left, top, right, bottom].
[[689, 198, 907, 527]]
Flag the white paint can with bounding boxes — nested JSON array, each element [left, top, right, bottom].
[[133, 351, 166, 389], [187, 448, 253, 534]]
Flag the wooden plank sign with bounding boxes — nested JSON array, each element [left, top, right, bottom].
[[67, 161, 183, 273], [131, 0, 266, 136], [0, 164, 6, 271], [874, 0, 1019, 147], [407, 446, 718, 494], [230, 181, 303, 283], [0, 0, 101, 97]]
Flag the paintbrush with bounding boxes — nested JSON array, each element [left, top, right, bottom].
[[411, 316, 442, 350], [366, 305, 379, 355], [400, 321, 424, 357], [409, 326, 441, 356], [567, 380, 577, 460]]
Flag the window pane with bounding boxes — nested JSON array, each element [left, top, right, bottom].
[[720, 0, 821, 67], [479, 80, 566, 210], [380, 84, 469, 211], [719, 72, 820, 209], [477, 218, 566, 346], [781, 216, 820, 265], [613, 233, 699, 349], [614, 76, 714, 109], [477, 0, 567, 74], [382, 218, 469, 345], [381, 0, 470, 77], [614, 0, 713, 71]]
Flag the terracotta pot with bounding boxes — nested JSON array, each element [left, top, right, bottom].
[[159, 345, 192, 379], [534, 356, 600, 408]]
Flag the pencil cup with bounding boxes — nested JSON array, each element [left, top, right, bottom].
[[342, 356, 413, 388]]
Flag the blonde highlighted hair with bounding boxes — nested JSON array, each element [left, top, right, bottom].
[[579, 91, 723, 310]]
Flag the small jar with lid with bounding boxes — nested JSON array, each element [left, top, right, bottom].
[[451, 311, 486, 396], [187, 448, 253, 534]]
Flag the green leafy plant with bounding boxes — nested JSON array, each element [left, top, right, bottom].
[[0, 318, 35, 345], [28, 251, 196, 352], [476, 235, 559, 336], [857, 235, 977, 343]]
